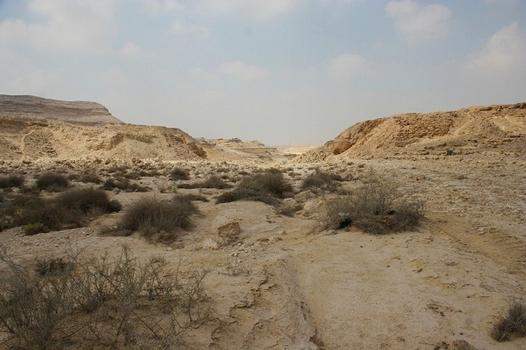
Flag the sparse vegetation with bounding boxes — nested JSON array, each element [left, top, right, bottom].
[[170, 167, 190, 180], [301, 169, 342, 191], [79, 172, 103, 184], [121, 196, 198, 241], [35, 257, 75, 277], [102, 177, 149, 192], [178, 175, 231, 189], [36, 172, 70, 191], [322, 172, 423, 234], [55, 188, 121, 215], [217, 169, 293, 205], [176, 193, 209, 202], [0, 175, 24, 189], [0, 189, 121, 235], [23, 223, 50, 236], [0, 246, 209, 350], [491, 303, 526, 342]]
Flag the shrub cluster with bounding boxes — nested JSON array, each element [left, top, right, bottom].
[[170, 167, 190, 181], [120, 196, 198, 241], [102, 177, 149, 192], [178, 175, 231, 190], [217, 169, 292, 205], [1, 188, 121, 235], [301, 169, 342, 191], [36, 173, 70, 191], [0, 247, 209, 350], [323, 172, 423, 234], [0, 175, 24, 189]]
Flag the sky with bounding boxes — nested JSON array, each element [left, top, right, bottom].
[[0, 0, 525, 145]]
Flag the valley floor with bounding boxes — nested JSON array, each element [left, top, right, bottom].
[[1, 155, 525, 349]]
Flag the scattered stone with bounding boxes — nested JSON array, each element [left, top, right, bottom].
[[217, 221, 241, 246], [202, 238, 219, 250]]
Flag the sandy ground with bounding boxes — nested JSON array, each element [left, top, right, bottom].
[[1, 154, 525, 350]]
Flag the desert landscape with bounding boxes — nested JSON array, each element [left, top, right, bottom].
[[0, 94, 524, 350]]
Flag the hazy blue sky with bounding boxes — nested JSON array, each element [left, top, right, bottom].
[[1, 0, 525, 145]]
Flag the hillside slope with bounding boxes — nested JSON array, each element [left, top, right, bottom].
[[0, 95, 122, 124], [297, 102, 526, 162], [0, 117, 205, 161]]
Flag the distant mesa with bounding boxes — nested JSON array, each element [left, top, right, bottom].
[[0, 94, 122, 124]]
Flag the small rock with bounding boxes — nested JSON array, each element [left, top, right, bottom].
[[451, 340, 478, 350], [218, 221, 241, 246], [202, 238, 219, 250]]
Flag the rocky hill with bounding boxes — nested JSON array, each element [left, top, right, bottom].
[[0, 95, 122, 124], [0, 117, 206, 162], [297, 102, 526, 162]]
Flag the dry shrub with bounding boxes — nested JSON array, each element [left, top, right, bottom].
[[14, 196, 65, 233], [1, 189, 121, 235], [36, 257, 75, 277], [55, 188, 121, 215], [102, 177, 149, 192], [0, 175, 25, 189], [178, 175, 231, 190], [323, 171, 423, 234], [36, 173, 70, 191], [176, 193, 209, 202], [301, 169, 342, 191], [23, 223, 50, 236], [0, 246, 210, 350], [216, 169, 292, 205], [492, 303, 526, 342], [121, 196, 198, 241], [79, 172, 102, 184], [170, 167, 190, 181]]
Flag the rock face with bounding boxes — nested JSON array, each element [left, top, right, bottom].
[[0, 95, 211, 161], [0, 95, 122, 124], [297, 103, 526, 161]]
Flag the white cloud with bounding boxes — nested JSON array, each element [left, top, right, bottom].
[[468, 22, 526, 73], [328, 53, 369, 81], [220, 61, 269, 80], [0, 0, 116, 53], [171, 22, 209, 37], [0, 48, 61, 96], [482, 0, 519, 5], [203, 0, 301, 21], [385, 0, 451, 43], [119, 42, 150, 59], [142, 0, 183, 12]]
